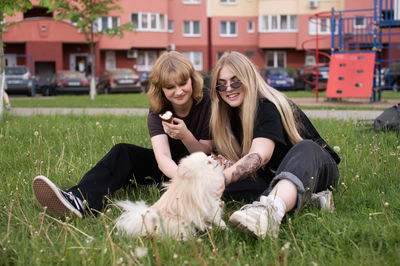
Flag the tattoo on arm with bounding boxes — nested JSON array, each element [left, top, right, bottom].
[[231, 153, 262, 183]]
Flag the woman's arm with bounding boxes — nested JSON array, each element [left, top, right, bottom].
[[162, 118, 213, 154], [151, 134, 179, 179], [224, 137, 275, 185]]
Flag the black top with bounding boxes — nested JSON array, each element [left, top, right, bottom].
[[231, 98, 340, 178], [147, 88, 211, 163]]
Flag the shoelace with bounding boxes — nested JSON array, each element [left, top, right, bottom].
[[240, 201, 269, 211], [61, 191, 84, 211]]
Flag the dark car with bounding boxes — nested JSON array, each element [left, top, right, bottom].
[[259, 68, 295, 91], [5, 66, 34, 96], [97, 68, 142, 94], [294, 65, 329, 91], [42, 71, 90, 95]]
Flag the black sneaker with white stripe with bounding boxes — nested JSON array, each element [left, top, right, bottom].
[[33, 176, 85, 219]]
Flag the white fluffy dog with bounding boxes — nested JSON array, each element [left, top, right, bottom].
[[115, 152, 226, 240]]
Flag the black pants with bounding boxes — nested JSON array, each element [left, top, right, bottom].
[[223, 140, 339, 211], [67, 143, 163, 211]]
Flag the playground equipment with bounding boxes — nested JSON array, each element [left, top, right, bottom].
[[328, 0, 400, 101], [301, 11, 333, 102]]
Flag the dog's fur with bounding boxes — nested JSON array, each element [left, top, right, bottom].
[[115, 152, 226, 240]]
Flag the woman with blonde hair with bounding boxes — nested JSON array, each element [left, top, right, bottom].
[[211, 51, 340, 239], [33, 51, 212, 219]]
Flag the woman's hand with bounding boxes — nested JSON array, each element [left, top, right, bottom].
[[162, 118, 188, 140]]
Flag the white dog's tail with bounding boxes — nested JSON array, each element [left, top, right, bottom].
[[115, 200, 160, 238]]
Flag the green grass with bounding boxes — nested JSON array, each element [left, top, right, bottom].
[[283, 90, 400, 100], [7, 91, 400, 109], [9, 93, 150, 108], [1, 113, 399, 265]]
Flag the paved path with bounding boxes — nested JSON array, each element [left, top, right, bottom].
[[7, 107, 384, 120], [6, 96, 398, 120]]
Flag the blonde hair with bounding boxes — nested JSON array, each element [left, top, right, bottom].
[[147, 51, 204, 113], [210, 51, 303, 162]]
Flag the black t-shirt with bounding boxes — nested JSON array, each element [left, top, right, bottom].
[[147, 89, 211, 163], [231, 98, 340, 179]]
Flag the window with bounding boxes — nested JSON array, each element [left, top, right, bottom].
[[305, 54, 316, 66], [259, 15, 297, 32], [94, 16, 119, 32], [183, 21, 201, 37], [245, 50, 255, 58], [220, 0, 236, 4], [168, 20, 174, 33], [220, 21, 237, 37], [309, 18, 335, 35], [137, 51, 157, 72], [266, 51, 286, 68], [183, 52, 203, 71], [183, 0, 200, 4], [247, 21, 255, 33], [131, 13, 167, 31], [217, 51, 225, 60], [354, 16, 366, 29]]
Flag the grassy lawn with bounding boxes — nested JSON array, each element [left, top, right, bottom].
[[7, 91, 400, 110], [0, 113, 399, 265]]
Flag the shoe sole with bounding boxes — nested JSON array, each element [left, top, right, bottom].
[[32, 176, 82, 219], [228, 212, 261, 238]]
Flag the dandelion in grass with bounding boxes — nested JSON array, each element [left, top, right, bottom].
[[390, 152, 396, 156], [173, 254, 178, 259], [134, 247, 148, 258]]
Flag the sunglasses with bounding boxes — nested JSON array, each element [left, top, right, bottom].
[[215, 80, 243, 92]]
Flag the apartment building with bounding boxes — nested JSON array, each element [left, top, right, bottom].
[[3, 0, 399, 80]]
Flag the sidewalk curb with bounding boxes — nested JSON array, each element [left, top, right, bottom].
[[7, 107, 383, 120]]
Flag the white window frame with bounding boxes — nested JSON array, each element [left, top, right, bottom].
[[266, 51, 286, 68], [183, 0, 201, 4], [259, 15, 297, 32], [136, 51, 157, 72], [220, 0, 236, 4], [354, 16, 366, 29], [183, 20, 201, 37], [168, 20, 174, 33], [247, 21, 255, 33], [309, 18, 336, 35], [220, 21, 237, 37], [183, 51, 203, 71], [94, 16, 120, 32], [131, 12, 167, 32]]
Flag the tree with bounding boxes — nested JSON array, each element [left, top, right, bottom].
[[40, 0, 133, 100], [0, 0, 33, 120]]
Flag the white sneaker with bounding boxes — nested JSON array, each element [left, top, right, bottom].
[[32, 176, 84, 219], [228, 196, 281, 239], [311, 189, 335, 213]]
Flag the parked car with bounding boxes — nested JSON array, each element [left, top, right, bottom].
[[383, 63, 400, 92], [259, 67, 295, 91], [97, 68, 142, 94], [40, 71, 90, 95], [5, 66, 34, 96], [294, 65, 329, 91]]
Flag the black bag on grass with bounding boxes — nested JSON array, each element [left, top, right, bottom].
[[373, 103, 400, 133]]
